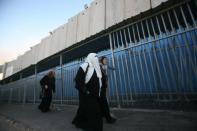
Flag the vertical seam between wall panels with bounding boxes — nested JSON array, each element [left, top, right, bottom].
[[150, 0, 152, 9], [104, 0, 106, 29]]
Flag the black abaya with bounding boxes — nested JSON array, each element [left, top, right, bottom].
[[72, 67, 103, 131], [38, 75, 55, 112]]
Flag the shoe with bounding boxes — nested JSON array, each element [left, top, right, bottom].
[[106, 117, 116, 124]]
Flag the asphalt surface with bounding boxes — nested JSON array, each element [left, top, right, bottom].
[[0, 104, 197, 131]]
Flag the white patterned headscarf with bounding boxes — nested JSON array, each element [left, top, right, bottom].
[[81, 53, 102, 87]]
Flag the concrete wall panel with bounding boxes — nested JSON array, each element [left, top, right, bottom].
[[21, 53, 27, 69], [29, 48, 36, 65], [66, 16, 78, 48], [19, 55, 25, 71], [50, 27, 63, 55], [26, 47, 36, 67], [2, 63, 7, 79], [77, 9, 90, 42], [125, 0, 151, 20], [5, 66, 13, 78], [5, 61, 14, 78], [12, 59, 18, 74], [106, 0, 125, 28], [34, 43, 44, 63], [55, 25, 66, 52], [31, 45, 38, 64], [89, 0, 105, 36], [151, 0, 168, 8], [59, 24, 67, 51], [45, 36, 52, 58], [13, 56, 22, 74], [22, 50, 31, 69], [18, 56, 23, 71], [48, 35, 58, 56]]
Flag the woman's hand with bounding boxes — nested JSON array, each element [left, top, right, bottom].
[[45, 85, 48, 89]]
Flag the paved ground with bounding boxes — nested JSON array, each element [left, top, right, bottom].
[[0, 103, 197, 131]]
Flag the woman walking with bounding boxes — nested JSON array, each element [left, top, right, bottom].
[[72, 53, 104, 131], [38, 71, 56, 112]]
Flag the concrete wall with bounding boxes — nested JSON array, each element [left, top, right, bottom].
[[125, 0, 151, 19], [12, 56, 20, 74], [151, 0, 168, 8], [66, 16, 78, 48], [89, 0, 105, 36], [77, 9, 90, 42], [1, 64, 7, 79], [58, 24, 67, 52], [34, 43, 43, 63], [106, 0, 125, 28], [22, 50, 32, 69], [2, 0, 169, 78], [5, 61, 14, 78], [0, 65, 3, 73]]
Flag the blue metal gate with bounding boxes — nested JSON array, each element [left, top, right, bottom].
[[0, 0, 197, 108]]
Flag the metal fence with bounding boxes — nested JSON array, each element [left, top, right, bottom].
[[0, 0, 197, 108]]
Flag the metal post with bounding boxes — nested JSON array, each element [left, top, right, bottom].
[[155, 15, 172, 100], [186, 3, 197, 27], [60, 54, 63, 105], [108, 58, 113, 104], [115, 31, 120, 49], [34, 65, 37, 104], [0, 89, 1, 103], [122, 28, 134, 103], [182, 32, 195, 91], [150, 17, 164, 100], [68, 70, 71, 105], [140, 21, 153, 95], [145, 19, 159, 100], [166, 11, 182, 99], [65, 69, 69, 104], [116, 55, 124, 105], [67, 70, 70, 105], [109, 33, 120, 108], [180, 6, 189, 29], [136, 23, 147, 95], [65, 68, 68, 105], [121, 54, 130, 105], [131, 25, 141, 93], [180, 5, 197, 80], [71, 69, 74, 105], [173, 8, 188, 99], [179, 6, 194, 93], [9, 88, 13, 104], [161, 13, 179, 98], [119, 30, 130, 105], [23, 83, 26, 104], [112, 34, 124, 105], [18, 73, 22, 103], [127, 27, 137, 96]]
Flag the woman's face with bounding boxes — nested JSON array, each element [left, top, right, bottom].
[[52, 72, 55, 77], [103, 58, 107, 65], [49, 71, 55, 77]]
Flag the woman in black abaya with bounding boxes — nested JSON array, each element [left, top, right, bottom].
[[38, 71, 55, 112], [72, 53, 104, 131]]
